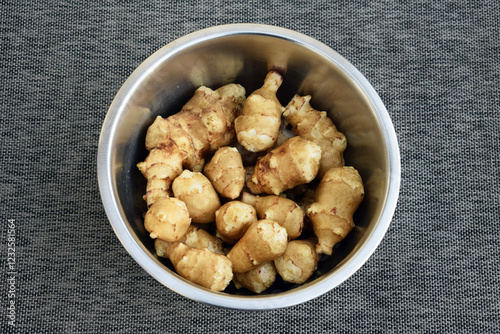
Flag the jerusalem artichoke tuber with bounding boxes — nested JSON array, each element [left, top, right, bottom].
[[283, 94, 347, 177], [215, 201, 257, 244], [166, 242, 233, 291], [154, 226, 224, 257], [138, 83, 245, 206], [143, 197, 191, 242], [204, 146, 245, 199], [137, 147, 184, 207], [233, 261, 277, 294], [234, 71, 284, 152], [307, 166, 364, 255], [274, 238, 319, 284], [241, 192, 304, 240], [227, 219, 288, 274], [172, 170, 221, 223], [246, 136, 322, 195]]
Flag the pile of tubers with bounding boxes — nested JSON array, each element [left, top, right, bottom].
[[137, 71, 364, 293]]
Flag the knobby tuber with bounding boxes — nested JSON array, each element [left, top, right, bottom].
[[138, 83, 245, 206], [172, 170, 221, 223], [241, 192, 304, 240], [143, 197, 191, 241], [227, 219, 288, 274], [233, 261, 277, 294], [137, 147, 183, 207], [284, 94, 346, 177], [234, 71, 284, 152], [166, 242, 233, 292], [215, 201, 257, 244], [246, 136, 322, 195], [307, 166, 364, 255], [154, 226, 224, 257], [274, 238, 319, 284], [204, 146, 245, 199]]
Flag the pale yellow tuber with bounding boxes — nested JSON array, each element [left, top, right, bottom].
[[143, 197, 191, 241], [146, 84, 245, 163], [154, 226, 224, 257], [138, 83, 245, 206], [227, 219, 288, 274], [246, 136, 322, 195], [241, 192, 304, 240], [215, 201, 257, 244], [234, 71, 284, 152], [204, 146, 245, 199], [137, 147, 184, 207], [274, 238, 319, 284], [307, 166, 364, 255], [172, 170, 221, 223], [166, 242, 233, 291], [233, 261, 277, 294], [283, 94, 347, 177]]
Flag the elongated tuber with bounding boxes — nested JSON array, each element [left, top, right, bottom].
[[144, 197, 191, 241], [146, 84, 245, 163], [154, 226, 224, 257], [307, 166, 364, 255], [234, 71, 284, 152], [166, 242, 233, 291], [138, 83, 245, 206], [215, 201, 257, 244], [137, 147, 184, 207], [283, 94, 347, 177], [227, 219, 288, 274], [241, 192, 304, 240], [172, 170, 221, 223], [233, 261, 277, 294], [246, 136, 322, 195], [274, 238, 319, 284], [204, 146, 245, 199]]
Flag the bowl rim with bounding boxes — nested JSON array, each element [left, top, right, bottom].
[[97, 23, 401, 310]]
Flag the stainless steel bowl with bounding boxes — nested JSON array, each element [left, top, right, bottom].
[[97, 24, 400, 310]]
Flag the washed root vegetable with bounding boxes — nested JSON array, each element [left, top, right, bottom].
[[172, 170, 221, 223], [215, 201, 257, 244], [138, 83, 245, 206], [204, 146, 245, 199], [227, 220, 288, 274], [137, 74, 365, 293], [246, 136, 322, 195], [241, 192, 304, 240], [146, 84, 245, 161], [234, 71, 284, 152], [233, 261, 277, 294], [154, 226, 224, 257], [166, 242, 233, 291], [137, 147, 184, 207], [274, 238, 319, 284], [307, 166, 364, 255], [283, 94, 347, 177], [143, 197, 191, 241]]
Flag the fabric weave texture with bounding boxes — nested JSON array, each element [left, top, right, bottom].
[[1, 0, 498, 332]]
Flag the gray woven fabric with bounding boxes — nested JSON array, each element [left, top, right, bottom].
[[1, 0, 499, 332]]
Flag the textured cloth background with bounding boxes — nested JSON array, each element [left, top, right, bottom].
[[1, 0, 499, 332]]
